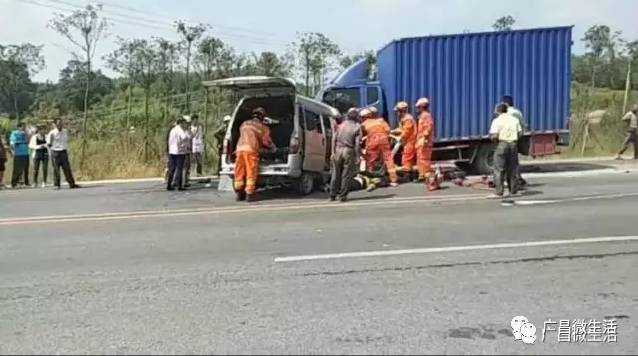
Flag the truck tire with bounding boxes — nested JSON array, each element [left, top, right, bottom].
[[294, 172, 315, 195], [472, 143, 496, 175]]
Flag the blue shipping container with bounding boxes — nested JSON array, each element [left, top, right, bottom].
[[376, 26, 572, 141]]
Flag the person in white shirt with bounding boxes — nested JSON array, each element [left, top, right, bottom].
[[29, 125, 49, 188], [47, 119, 79, 189], [488, 103, 522, 199], [167, 117, 189, 191], [190, 114, 204, 177]]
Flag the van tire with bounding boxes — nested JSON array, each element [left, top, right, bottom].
[[472, 143, 496, 175], [294, 172, 315, 195]]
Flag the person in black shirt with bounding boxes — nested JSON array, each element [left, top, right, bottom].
[[30, 125, 49, 188]]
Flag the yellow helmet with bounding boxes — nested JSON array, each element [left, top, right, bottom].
[[369, 106, 379, 115], [359, 108, 372, 117]]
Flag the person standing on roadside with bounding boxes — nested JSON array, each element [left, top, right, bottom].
[[330, 108, 362, 202], [615, 104, 638, 160], [182, 116, 194, 188], [29, 125, 49, 188], [47, 119, 80, 190], [0, 130, 8, 189], [502, 95, 528, 187], [488, 103, 522, 199], [167, 117, 189, 191], [190, 114, 204, 178], [9, 122, 30, 188]]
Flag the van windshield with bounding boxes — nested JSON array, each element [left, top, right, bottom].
[[323, 88, 361, 114]]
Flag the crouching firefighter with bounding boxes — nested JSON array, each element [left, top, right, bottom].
[[234, 107, 276, 202]]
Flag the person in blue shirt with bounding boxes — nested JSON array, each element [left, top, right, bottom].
[[9, 122, 30, 188]]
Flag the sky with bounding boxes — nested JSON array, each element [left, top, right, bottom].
[[2, 0, 638, 82]]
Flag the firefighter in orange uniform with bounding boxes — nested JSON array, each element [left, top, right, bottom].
[[415, 97, 439, 191], [234, 107, 275, 202], [391, 101, 417, 178], [360, 108, 399, 186]]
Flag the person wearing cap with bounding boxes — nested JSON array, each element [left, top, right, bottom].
[[615, 104, 638, 160], [234, 107, 275, 202], [391, 101, 417, 179], [166, 117, 190, 191], [360, 107, 399, 186], [415, 97, 439, 191], [329, 107, 362, 202], [488, 103, 522, 199]]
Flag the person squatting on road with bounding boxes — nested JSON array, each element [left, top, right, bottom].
[[502, 95, 528, 187], [391, 101, 417, 180], [9, 122, 30, 188], [234, 107, 276, 202], [360, 107, 399, 186], [415, 97, 440, 191], [615, 104, 638, 160], [489, 103, 523, 198], [47, 119, 80, 190], [166, 117, 190, 191], [329, 107, 362, 202], [29, 125, 49, 188]]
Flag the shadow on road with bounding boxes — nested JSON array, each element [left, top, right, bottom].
[[521, 162, 613, 174]]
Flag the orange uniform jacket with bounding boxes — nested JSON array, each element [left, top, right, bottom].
[[236, 118, 273, 153], [398, 113, 417, 171], [416, 111, 435, 180], [234, 118, 273, 195], [361, 117, 398, 183]]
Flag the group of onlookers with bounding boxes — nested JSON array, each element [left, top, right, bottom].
[[0, 118, 79, 190], [165, 114, 205, 191]]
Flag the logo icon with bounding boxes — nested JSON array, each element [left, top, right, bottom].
[[511, 316, 536, 344]]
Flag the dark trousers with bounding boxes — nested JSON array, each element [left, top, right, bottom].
[[618, 129, 638, 158], [330, 147, 356, 199], [11, 156, 29, 187], [493, 141, 519, 196], [51, 150, 76, 187], [167, 154, 186, 190], [33, 158, 48, 185]]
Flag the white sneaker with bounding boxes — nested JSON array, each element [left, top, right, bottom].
[[31, 183, 37, 188], [41, 183, 47, 188]]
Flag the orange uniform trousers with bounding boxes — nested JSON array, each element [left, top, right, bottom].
[[367, 138, 398, 183], [234, 151, 259, 195]]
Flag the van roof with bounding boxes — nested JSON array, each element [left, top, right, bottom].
[[298, 96, 340, 117]]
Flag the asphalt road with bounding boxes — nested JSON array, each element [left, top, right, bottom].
[[1, 160, 637, 354]]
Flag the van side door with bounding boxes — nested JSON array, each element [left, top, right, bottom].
[[319, 114, 333, 172], [302, 108, 326, 173]]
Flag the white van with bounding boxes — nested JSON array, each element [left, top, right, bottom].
[[203, 76, 340, 195]]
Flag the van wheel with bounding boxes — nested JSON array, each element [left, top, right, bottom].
[[294, 172, 315, 195], [472, 143, 496, 175]]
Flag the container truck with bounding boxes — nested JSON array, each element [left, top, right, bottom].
[[320, 26, 572, 174]]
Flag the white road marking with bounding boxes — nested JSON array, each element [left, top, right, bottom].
[[512, 192, 638, 206], [274, 236, 638, 263]]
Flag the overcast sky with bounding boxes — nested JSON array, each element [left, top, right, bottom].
[[2, 0, 638, 82]]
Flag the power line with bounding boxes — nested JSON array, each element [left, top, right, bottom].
[[38, 0, 290, 46]]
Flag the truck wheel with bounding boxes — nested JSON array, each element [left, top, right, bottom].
[[294, 172, 315, 195], [472, 143, 496, 175]]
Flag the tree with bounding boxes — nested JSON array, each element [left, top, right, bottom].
[[252, 51, 291, 77], [49, 4, 108, 165], [582, 25, 612, 88], [339, 50, 376, 79], [105, 37, 144, 148], [623, 40, 638, 111], [57, 60, 113, 113], [292, 32, 342, 96], [195, 36, 225, 80], [0, 44, 45, 121], [493, 16, 515, 31], [175, 21, 207, 112]]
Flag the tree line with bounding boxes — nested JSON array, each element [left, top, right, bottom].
[[0, 10, 636, 175]]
